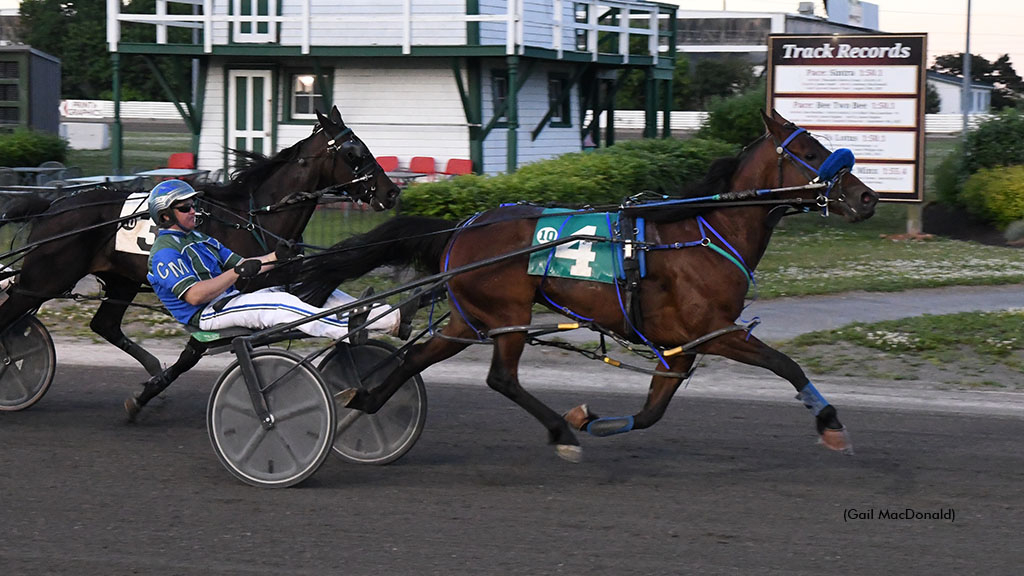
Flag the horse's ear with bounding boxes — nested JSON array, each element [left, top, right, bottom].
[[315, 108, 332, 129], [330, 105, 344, 126], [761, 109, 785, 140], [770, 108, 790, 124]]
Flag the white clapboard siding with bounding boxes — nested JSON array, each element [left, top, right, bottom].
[[333, 59, 470, 166], [481, 61, 581, 174], [197, 63, 227, 174]]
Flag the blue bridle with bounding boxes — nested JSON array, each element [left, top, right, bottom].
[[776, 127, 856, 216]]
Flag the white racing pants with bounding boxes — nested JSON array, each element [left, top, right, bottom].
[[197, 286, 400, 341]]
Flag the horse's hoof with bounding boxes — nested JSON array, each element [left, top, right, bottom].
[[562, 404, 594, 431], [124, 396, 141, 423], [334, 388, 359, 409], [555, 444, 583, 463], [819, 427, 854, 455]]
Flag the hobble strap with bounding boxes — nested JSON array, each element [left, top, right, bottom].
[[795, 382, 830, 416], [585, 415, 635, 437]]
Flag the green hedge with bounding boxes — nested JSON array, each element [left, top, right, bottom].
[[0, 129, 68, 167], [398, 137, 738, 219], [697, 82, 767, 146], [935, 109, 1024, 209], [961, 165, 1024, 229]]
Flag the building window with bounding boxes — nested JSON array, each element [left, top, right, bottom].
[[548, 76, 571, 126], [492, 71, 508, 123], [290, 73, 325, 120]]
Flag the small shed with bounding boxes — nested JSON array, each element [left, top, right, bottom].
[[0, 44, 61, 133]]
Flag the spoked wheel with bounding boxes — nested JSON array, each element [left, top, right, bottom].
[[318, 340, 426, 465], [0, 314, 56, 411], [207, 350, 335, 488]]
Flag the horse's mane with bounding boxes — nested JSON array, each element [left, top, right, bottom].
[[196, 126, 323, 202], [622, 154, 742, 223]]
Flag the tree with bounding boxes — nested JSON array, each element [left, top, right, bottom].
[[19, 0, 192, 101], [690, 57, 758, 109], [931, 53, 1023, 110], [614, 53, 695, 111], [926, 82, 941, 114]]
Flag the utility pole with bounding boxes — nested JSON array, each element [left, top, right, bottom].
[[961, 0, 972, 142]]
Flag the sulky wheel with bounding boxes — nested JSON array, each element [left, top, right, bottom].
[[318, 340, 426, 465], [0, 314, 56, 411], [207, 349, 335, 488]]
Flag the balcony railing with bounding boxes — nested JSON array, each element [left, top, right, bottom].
[[106, 0, 672, 62]]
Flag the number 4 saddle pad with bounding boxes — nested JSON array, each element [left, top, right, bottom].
[[527, 208, 624, 284]]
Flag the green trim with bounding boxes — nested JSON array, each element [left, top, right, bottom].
[[531, 68, 587, 142], [480, 60, 533, 139], [506, 55, 518, 173], [467, 58, 483, 174], [142, 55, 199, 139], [467, 0, 479, 46], [114, 43, 659, 64]]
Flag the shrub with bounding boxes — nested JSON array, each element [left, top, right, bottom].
[[398, 137, 738, 219], [936, 109, 1024, 211], [0, 129, 68, 167], [697, 82, 767, 146], [960, 165, 1024, 229]]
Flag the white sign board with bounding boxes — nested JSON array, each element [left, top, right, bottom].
[[767, 34, 927, 202]]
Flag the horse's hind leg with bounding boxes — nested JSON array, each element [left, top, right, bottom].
[[125, 338, 207, 422], [701, 331, 852, 453], [564, 355, 696, 437], [90, 275, 162, 376], [485, 331, 583, 462], [340, 317, 475, 413]]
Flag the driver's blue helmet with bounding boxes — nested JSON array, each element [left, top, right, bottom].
[[147, 179, 202, 227]]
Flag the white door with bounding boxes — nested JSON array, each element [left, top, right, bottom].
[[233, 0, 276, 43], [228, 70, 272, 156]]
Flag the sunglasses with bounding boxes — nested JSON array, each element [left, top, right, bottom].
[[173, 203, 196, 213]]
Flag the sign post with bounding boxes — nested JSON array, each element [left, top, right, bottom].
[[767, 34, 927, 232]]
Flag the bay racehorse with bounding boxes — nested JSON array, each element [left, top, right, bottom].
[[0, 105, 399, 410], [293, 110, 878, 461]]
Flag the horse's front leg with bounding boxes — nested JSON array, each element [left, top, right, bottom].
[[89, 276, 162, 376], [124, 337, 208, 422], [700, 330, 852, 453], [563, 355, 696, 436]]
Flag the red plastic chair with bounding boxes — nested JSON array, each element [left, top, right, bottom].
[[442, 158, 473, 177], [376, 156, 399, 172], [408, 156, 436, 179], [167, 152, 196, 169]]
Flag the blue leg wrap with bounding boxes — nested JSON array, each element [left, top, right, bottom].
[[795, 382, 830, 416], [585, 416, 635, 437]]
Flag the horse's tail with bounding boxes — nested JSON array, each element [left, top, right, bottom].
[[0, 193, 52, 229], [293, 215, 456, 305]]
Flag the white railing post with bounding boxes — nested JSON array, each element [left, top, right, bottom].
[[302, 0, 310, 54], [106, 0, 120, 52], [204, 0, 213, 53], [588, 1, 597, 61], [403, 0, 412, 55], [506, 0, 515, 54], [649, 7, 659, 65], [156, 0, 167, 44], [619, 6, 629, 64], [553, 0, 563, 57]]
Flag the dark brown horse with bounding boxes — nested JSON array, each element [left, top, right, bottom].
[[295, 110, 878, 461], [0, 105, 399, 410]]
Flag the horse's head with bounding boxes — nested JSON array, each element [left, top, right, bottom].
[[311, 105, 401, 211], [759, 109, 878, 222]]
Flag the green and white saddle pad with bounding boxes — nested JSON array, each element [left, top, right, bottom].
[[527, 209, 619, 284]]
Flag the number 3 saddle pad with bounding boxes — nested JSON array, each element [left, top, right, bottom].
[[527, 209, 621, 284]]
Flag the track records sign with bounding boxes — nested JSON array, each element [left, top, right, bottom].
[[767, 33, 927, 202], [527, 210, 618, 284]]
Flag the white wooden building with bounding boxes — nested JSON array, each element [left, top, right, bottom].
[[926, 70, 993, 115], [106, 0, 677, 176]]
